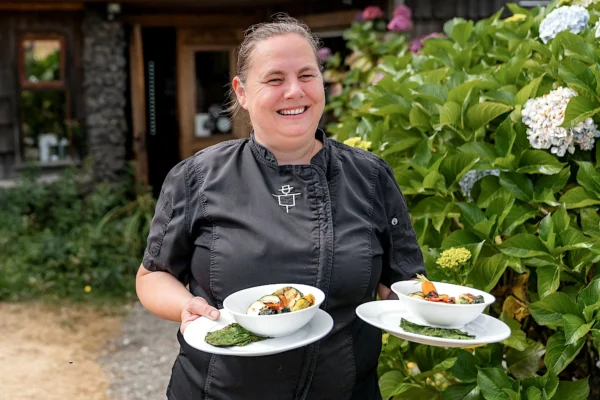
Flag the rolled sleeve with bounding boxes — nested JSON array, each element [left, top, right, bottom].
[[142, 160, 196, 283], [379, 162, 425, 286]]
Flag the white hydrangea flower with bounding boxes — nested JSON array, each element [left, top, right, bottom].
[[539, 6, 589, 43], [595, 20, 600, 38], [521, 87, 600, 157]]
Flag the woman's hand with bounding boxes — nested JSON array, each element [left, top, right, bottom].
[[180, 297, 221, 334]]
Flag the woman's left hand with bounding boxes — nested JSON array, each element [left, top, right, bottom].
[[377, 284, 398, 300]]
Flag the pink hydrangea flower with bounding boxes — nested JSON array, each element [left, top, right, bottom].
[[362, 6, 385, 21], [387, 15, 413, 32], [393, 5, 412, 19], [318, 47, 332, 61]]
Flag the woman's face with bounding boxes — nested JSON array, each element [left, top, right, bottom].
[[233, 33, 325, 148]]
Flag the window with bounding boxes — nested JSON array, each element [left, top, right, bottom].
[[18, 35, 76, 164]]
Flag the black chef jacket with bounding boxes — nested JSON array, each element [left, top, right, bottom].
[[142, 129, 424, 400]]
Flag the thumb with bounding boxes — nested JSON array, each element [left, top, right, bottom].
[[185, 297, 220, 320]]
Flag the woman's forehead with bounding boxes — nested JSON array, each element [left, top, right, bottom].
[[250, 34, 317, 70]]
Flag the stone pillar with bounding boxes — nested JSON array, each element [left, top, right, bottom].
[[82, 9, 128, 182]]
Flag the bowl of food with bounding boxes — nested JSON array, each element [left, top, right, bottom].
[[222, 283, 325, 337], [391, 275, 495, 328]]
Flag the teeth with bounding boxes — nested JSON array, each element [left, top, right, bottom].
[[279, 107, 306, 115]]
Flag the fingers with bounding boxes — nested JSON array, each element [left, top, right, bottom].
[[185, 297, 220, 320]]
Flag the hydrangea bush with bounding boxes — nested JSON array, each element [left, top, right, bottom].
[[331, 1, 600, 399]]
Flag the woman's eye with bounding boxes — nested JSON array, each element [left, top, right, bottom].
[[268, 79, 283, 84], [300, 75, 314, 79]]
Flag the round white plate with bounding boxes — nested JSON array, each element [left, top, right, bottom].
[[356, 301, 511, 348], [183, 308, 334, 356]]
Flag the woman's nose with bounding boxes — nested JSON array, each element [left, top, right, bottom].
[[284, 79, 305, 98]]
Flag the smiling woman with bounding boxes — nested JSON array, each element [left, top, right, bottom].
[[136, 14, 425, 400]]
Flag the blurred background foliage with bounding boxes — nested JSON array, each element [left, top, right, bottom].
[[325, 1, 600, 399]]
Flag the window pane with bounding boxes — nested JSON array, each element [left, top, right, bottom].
[[193, 51, 232, 137], [22, 39, 62, 83], [21, 90, 70, 163]]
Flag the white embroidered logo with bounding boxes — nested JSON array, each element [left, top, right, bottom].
[[273, 184, 301, 213]]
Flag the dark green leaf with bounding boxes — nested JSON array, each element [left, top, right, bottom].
[[506, 340, 545, 378], [552, 379, 590, 400], [495, 118, 516, 158], [556, 229, 593, 253], [456, 202, 486, 227], [523, 373, 559, 399], [559, 187, 600, 209], [537, 265, 560, 299], [576, 161, 600, 197], [537, 167, 570, 193], [517, 150, 566, 175], [442, 383, 481, 400], [440, 102, 462, 126], [516, 76, 543, 106], [560, 96, 600, 129], [525, 387, 542, 400], [544, 330, 586, 375], [379, 371, 420, 399], [442, 230, 485, 248], [477, 367, 513, 400], [448, 79, 482, 105], [530, 292, 582, 326], [578, 278, 600, 308], [440, 154, 480, 187], [409, 105, 431, 129], [466, 253, 508, 292], [453, 20, 474, 47], [551, 206, 570, 232], [500, 172, 534, 202], [502, 205, 537, 235], [499, 234, 550, 258], [580, 208, 600, 236], [539, 214, 554, 242], [467, 102, 513, 130], [563, 314, 593, 345], [500, 311, 528, 351], [450, 350, 478, 383]]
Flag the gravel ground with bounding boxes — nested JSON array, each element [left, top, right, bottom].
[[99, 302, 181, 400]]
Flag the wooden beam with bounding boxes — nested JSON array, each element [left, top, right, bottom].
[[299, 10, 360, 31], [123, 14, 255, 28], [0, 3, 83, 11], [129, 24, 149, 186]]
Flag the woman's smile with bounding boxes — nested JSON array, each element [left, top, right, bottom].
[[277, 106, 310, 117]]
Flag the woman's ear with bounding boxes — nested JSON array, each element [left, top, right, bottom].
[[232, 76, 248, 110]]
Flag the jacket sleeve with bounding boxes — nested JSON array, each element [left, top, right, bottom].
[[142, 159, 199, 284], [378, 161, 425, 287]]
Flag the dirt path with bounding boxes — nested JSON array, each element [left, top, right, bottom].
[[0, 302, 121, 400]]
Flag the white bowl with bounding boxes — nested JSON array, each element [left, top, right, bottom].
[[222, 283, 325, 338], [391, 280, 495, 328]]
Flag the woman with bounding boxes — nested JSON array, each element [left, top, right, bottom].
[[136, 15, 424, 400]]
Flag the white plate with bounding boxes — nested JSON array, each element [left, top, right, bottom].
[[356, 301, 511, 348], [183, 308, 334, 356]]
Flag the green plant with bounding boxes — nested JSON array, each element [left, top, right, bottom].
[[0, 164, 155, 302], [332, 1, 600, 398]]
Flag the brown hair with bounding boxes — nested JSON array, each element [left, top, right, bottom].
[[227, 14, 324, 116]]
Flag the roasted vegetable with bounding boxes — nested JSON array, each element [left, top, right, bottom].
[[291, 294, 315, 311], [400, 318, 475, 340], [416, 274, 437, 297], [408, 291, 425, 300], [205, 323, 269, 347], [457, 293, 485, 304], [247, 287, 315, 315]]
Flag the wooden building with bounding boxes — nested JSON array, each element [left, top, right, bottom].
[[0, 0, 507, 193]]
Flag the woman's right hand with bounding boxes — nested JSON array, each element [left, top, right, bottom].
[[180, 297, 221, 334]]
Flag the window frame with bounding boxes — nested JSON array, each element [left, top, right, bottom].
[[18, 33, 67, 90], [16, 33, 74, 166]]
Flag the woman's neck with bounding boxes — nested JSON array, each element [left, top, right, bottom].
[[255, 134, 322, 165]]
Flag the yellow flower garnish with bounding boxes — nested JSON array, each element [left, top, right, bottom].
[[84, 285, 92, 293], [436, 247, 472, 270], [505, 14, 527, 23], [343, 137, 372, 150]]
